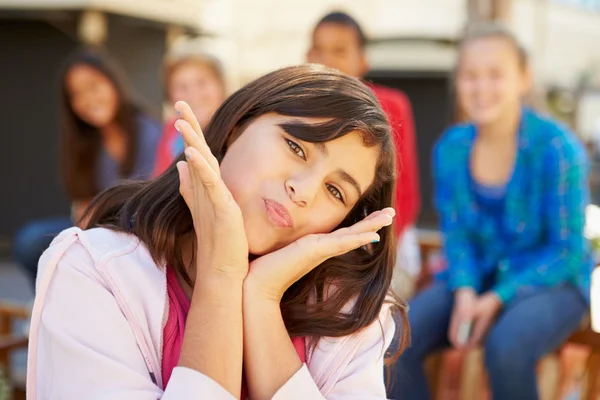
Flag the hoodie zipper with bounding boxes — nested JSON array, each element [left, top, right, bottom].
[[98, 262, 163, 389]]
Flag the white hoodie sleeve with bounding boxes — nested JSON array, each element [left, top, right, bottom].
[[271, 305, 396, 400], [27, 234, 234, 400]]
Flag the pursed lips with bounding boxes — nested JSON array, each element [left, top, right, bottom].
[[263, 199, 294, 228]]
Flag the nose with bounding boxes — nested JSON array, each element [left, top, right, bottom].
[[473, 77, 492, 94], [285, 171, 321, 208]]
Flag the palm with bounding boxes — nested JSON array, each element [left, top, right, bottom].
[[247, 209, 395, 302], [249, 235, 325, 299]]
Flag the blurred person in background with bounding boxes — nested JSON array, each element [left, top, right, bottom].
[[588, 116, 600, 205], [389, 23, 592, 400], [153, 49, 226, 176], [307, 11, 421, 292], [13, 47, 160, 288]]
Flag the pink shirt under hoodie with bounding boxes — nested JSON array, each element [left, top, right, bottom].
[[26, 227, 396, 399], [161, 266, 306, 399]]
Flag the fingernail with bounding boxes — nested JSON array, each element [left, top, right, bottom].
[[176, 108, 181, 117], [175, 122, 180, 132], [185, 149, 193, 160], [372, 238, 380, 243]]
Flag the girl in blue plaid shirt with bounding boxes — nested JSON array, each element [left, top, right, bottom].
[[390, 23, 592, 399]]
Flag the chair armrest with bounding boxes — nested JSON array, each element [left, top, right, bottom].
[[0, 304, 30, 320], [0, 336, 28, 353]]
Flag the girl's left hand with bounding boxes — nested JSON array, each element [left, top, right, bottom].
[[245, 208, 395, 303], [465, 292, 502, 348]]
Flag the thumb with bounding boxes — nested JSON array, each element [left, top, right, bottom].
[[176, 161, 193, 208]]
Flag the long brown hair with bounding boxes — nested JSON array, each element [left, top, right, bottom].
[[60, 47, 142, 201], [84, 64, 409, 359]]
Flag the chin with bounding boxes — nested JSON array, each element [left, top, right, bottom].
[[246, 229, 277, 256], [247, 233, 290, 257], [242, 209, 289, 256], [467, 107, 502, 126], [247, 239, 276, 257], [85, 116, 111, 128]]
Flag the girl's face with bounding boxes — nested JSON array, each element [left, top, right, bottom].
[[220, 113, 380, 255], [456, 37, 529, 126], [65, 64, 120, 128], [169, 62, 225, 128]]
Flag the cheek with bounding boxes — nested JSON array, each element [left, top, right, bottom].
[[71, 100, 86, 118], [221, 160, 253, 202], [508, 80, 525, 101], [220, 145, 266, 205], [100, 86, 119, 116], [170, 87, 185, 101], [457, 80, 473, 98], [493, 80, 517, 103], [301, 206, 347, 236], [207, 85, 224, 105]]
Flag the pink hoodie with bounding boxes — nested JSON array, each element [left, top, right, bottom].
[[26, 227, 396, 399]]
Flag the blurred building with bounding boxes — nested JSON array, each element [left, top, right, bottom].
[[195, 0, 600, 225], [2, 0, 599, 244], [0, 0, 201, 250]]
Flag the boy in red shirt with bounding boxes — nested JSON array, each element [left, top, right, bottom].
[[307, 11, 421, 279]]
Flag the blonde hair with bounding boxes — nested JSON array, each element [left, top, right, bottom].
[[459, 22, 528, 69], [163, 51, 225, 94]]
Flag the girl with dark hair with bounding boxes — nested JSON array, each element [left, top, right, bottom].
[[27, 64, 408, 399], [13, 47, 160, 287]]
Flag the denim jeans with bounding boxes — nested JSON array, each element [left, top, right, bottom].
[[13, 217, 72, 288], [387, 280, 587, 400]]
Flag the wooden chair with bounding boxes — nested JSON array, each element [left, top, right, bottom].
[[566, 326, 600, 400], [416, 229, 600, 400], [0, 303, 30, 400]]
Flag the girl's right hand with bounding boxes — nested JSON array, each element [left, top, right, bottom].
[[448, 288, 477, 349], [174, 101, 249, 281]]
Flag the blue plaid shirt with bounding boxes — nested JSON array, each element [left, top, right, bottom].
[[433, 108, 593, 304]]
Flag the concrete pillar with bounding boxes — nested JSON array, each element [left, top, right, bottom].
[[78, 10, 107, 45], [165, 25, 187, 52], [467, 0, 512, 23]]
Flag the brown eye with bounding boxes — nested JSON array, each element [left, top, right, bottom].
[[286, 139, 306, 160], [326, 184, 344, 203]]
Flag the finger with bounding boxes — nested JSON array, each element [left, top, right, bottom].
[[176, 119, 220, 174], [448, 315, 459, 348], [313, 230, 380, 260], [361, 208, 396, 221], [178, 159, 215, 259], [332, 212, 393, 236], [379, 207, 396, 217], [285, 231, 380, 282], [184, 147, 234, 214], [333, 208, 395, 235], [176, 161, 193, 208], [448, 311, 465, 349], [174, 100, 203, 142], [466, 316, 489, 349]]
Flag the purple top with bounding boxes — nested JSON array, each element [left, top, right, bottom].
[[96, 114, 161, 191]]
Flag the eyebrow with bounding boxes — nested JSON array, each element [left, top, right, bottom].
[[337, 169, 362, 198]]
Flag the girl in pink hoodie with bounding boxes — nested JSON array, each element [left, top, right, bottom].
[[27, 65, 408, 399]]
